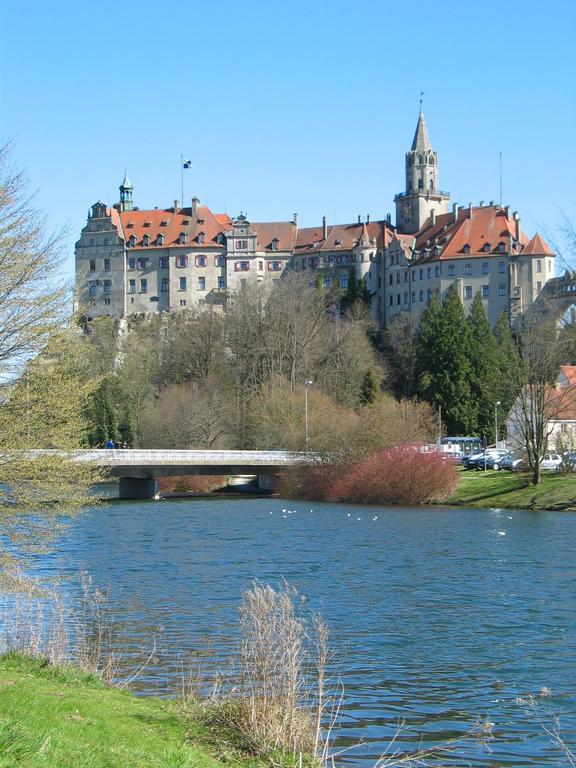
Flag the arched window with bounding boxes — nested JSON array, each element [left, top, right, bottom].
[[418, 179, 423, 189], [429, 177, 434, 190], [197, 231, 205, 244], [463, 244, 471, 254], [157, 234, 165, 246], [429, 156, 435, 166], [129, 235, 136, 248], [142, 234, 150, 247], [418, 154, 424, 164], [483, 243, 491, 252], [179, 232, 187, 245]]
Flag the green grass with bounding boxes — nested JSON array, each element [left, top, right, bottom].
[[447, 469, 576, 511], [0, 653, 280, 768]]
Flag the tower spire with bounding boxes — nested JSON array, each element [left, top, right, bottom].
[[119, 170, 133, 212], [411, 111, 432, 152]]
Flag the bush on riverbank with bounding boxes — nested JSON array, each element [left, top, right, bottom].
[[280, 446, 459, 505], [327, 446, 459, 505]]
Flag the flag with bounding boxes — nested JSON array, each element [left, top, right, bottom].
[[183, 159, 192, 169]]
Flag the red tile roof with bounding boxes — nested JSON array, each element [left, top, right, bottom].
[[414, 205, 528, 261], [522, 233, 554, 256], [295, 221, 392, 253], [252, 222, 298, 252], [117, 205, 227, 249]]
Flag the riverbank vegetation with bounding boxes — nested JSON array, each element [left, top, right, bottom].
[[447, 469, 576, 511]]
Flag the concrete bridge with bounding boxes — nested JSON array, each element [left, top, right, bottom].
[[72, 449, 311, 498], [523, 272, 576, 324]]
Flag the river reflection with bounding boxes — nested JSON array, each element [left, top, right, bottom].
[[28, 496, 576, 766]]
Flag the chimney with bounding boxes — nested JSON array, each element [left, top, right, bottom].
[[504, 205, 510, 218], [293, 213, 298, 225], [174, 199, 179, 213], [357, 215, 361, 224], [513, 211, 521, 242], [366, 214, 370, 224], [489, 200, 494, 206], [453, 203, 459, 221], [430, 208, 436, 226], [386, 213, 391, 224], [468, 202, 473, 219], [191, 196, 199, 217], [322, 216, 327, 240], [479, 200, 484, 207]]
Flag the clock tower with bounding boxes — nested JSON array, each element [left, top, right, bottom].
[[394, 111, 450, 234]]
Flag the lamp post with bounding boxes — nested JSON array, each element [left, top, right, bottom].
[[304, 379, 313, 449], [495, 400, 501, 448]]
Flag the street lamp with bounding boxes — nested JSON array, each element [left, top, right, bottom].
[[304, 379, 313, 449], [495, 400, 501, 448]]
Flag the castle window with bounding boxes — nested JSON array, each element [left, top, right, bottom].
[[271, 238, 279, 251], [465, 285, 472, 299], [137, 257, 149, 269], [340, 273, 348, 289], [419, 290, 424, 302], [143, 221, 151, 227], [396, 273, 401, 284], [499, 284, 506, 296], [129, 235, 136, 248], [537, 260, 542, 273], [429, 178, 434, 190], [218, 276, 225, 289], [498, 261, 506, 273], [463, 244, 471, 254], [235, 261, 250, 272], [418, 154, 424, 164], [161, 278, 169, 292], [103, 279, 112, 295], [448, 264, 455, 277], [179, 232, 187, 245], [89, 259, 96, 272], [389, 274, 393, 286], [216, 233, 225, 244], [176, 254, 188, 268], [482, 262, 489, 275], [324, 276, 332, 288], [419, 268, 423, 280], [160, 220, 168, 227], [427, 267, 432, 279], [89, 283, 97, 296], [498, 242, 505, 252], [140, 278, 148, 293], [179, 276, 187, 290], [157, 234, 165, 246], [418, 179, 423, 189], [128, 257, 135, 270], [482, 285, 489, 298], [465, 263, 472, 275], [104, 258, 110, 271], [197, 232, 206, 244], [198, 276, 206, 290], [196, 255, 207, 267], [390, 295, 394, 306], [482, 243, 491, 252], [89, 238, 95, 246], [128, 280, 136, 294], [142, 234, 150, 247], [258, 260, 264, 271], [160, 256, 169, 269], [236, 239, 248, 250], [429, 156, 435, 165]]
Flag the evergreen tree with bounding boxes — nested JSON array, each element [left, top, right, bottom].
[[494, 311, 521, 424], [359, 367, 380, 405], [467, 293, 501, 441], [416, 286, 475, 435], [342, 268, 373, 311]]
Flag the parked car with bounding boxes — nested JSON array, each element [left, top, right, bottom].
[[562, 452, 576, 471], [474, 450, 511, 471], [540, 453, 563, 472], [463, 449, 509, 470], [500, 453, 525, 471]]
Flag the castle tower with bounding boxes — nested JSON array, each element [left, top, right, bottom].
[[394, 111, 450, 234], [119, 171, 133, 212]]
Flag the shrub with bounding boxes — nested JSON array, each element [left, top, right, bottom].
[[277, 462, 346, 501], [327, 446, 459, 505]]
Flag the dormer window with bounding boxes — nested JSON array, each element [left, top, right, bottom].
[[497, 242, 505, 252], [463, 244, 471, 254], [197, 231, 205, 244], [129, 235, 136, 248], [126, 222, 134, 229], [179, 232, 187, 245], [271, 238, 279, 251], [482, 243, 491, 252], [142, 234, 150, 247], [197, 218, 205, 225], [183, 219, 190, 225], [160, 220, 168, 227], [216, 233, 225, 244], [335, 239, 342, 246], [157, 234, 165, 246], [143, 221, 151, 228]]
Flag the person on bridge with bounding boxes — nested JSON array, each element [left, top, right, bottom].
[[105, 439, 115, 449]]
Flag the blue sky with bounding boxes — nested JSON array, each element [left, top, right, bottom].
[[1, 0, 575, 275]]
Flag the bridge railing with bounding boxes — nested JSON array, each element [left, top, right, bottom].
[[18, 449, 315, 465]]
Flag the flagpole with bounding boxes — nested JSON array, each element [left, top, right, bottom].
[[180, 154, 184, 205]]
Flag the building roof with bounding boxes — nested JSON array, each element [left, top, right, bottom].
[[413, 204, 531, 262], [252, 222, 297, 252], [411, 111, 432, 153], [117, 204, 227, 248], [522, 233, 554, 256], [295, 221, 392, 254]]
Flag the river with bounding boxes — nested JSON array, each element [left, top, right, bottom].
[[26, 495, 576, 766]]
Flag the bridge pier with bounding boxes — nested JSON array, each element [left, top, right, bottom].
[[119, 477, 159, 500]]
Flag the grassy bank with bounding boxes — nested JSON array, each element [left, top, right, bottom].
[[0, 653, 275, 768], [447, 470, 576, 511]]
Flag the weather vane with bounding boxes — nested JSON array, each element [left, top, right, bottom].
[[419, 90, 425, 111]]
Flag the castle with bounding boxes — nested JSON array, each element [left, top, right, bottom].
[[75, 112, 554, 328]]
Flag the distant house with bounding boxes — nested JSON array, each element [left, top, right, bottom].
[[506, 366, 576, 452]]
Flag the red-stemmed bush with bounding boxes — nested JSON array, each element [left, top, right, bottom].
[[326, 446, 459, 505]]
